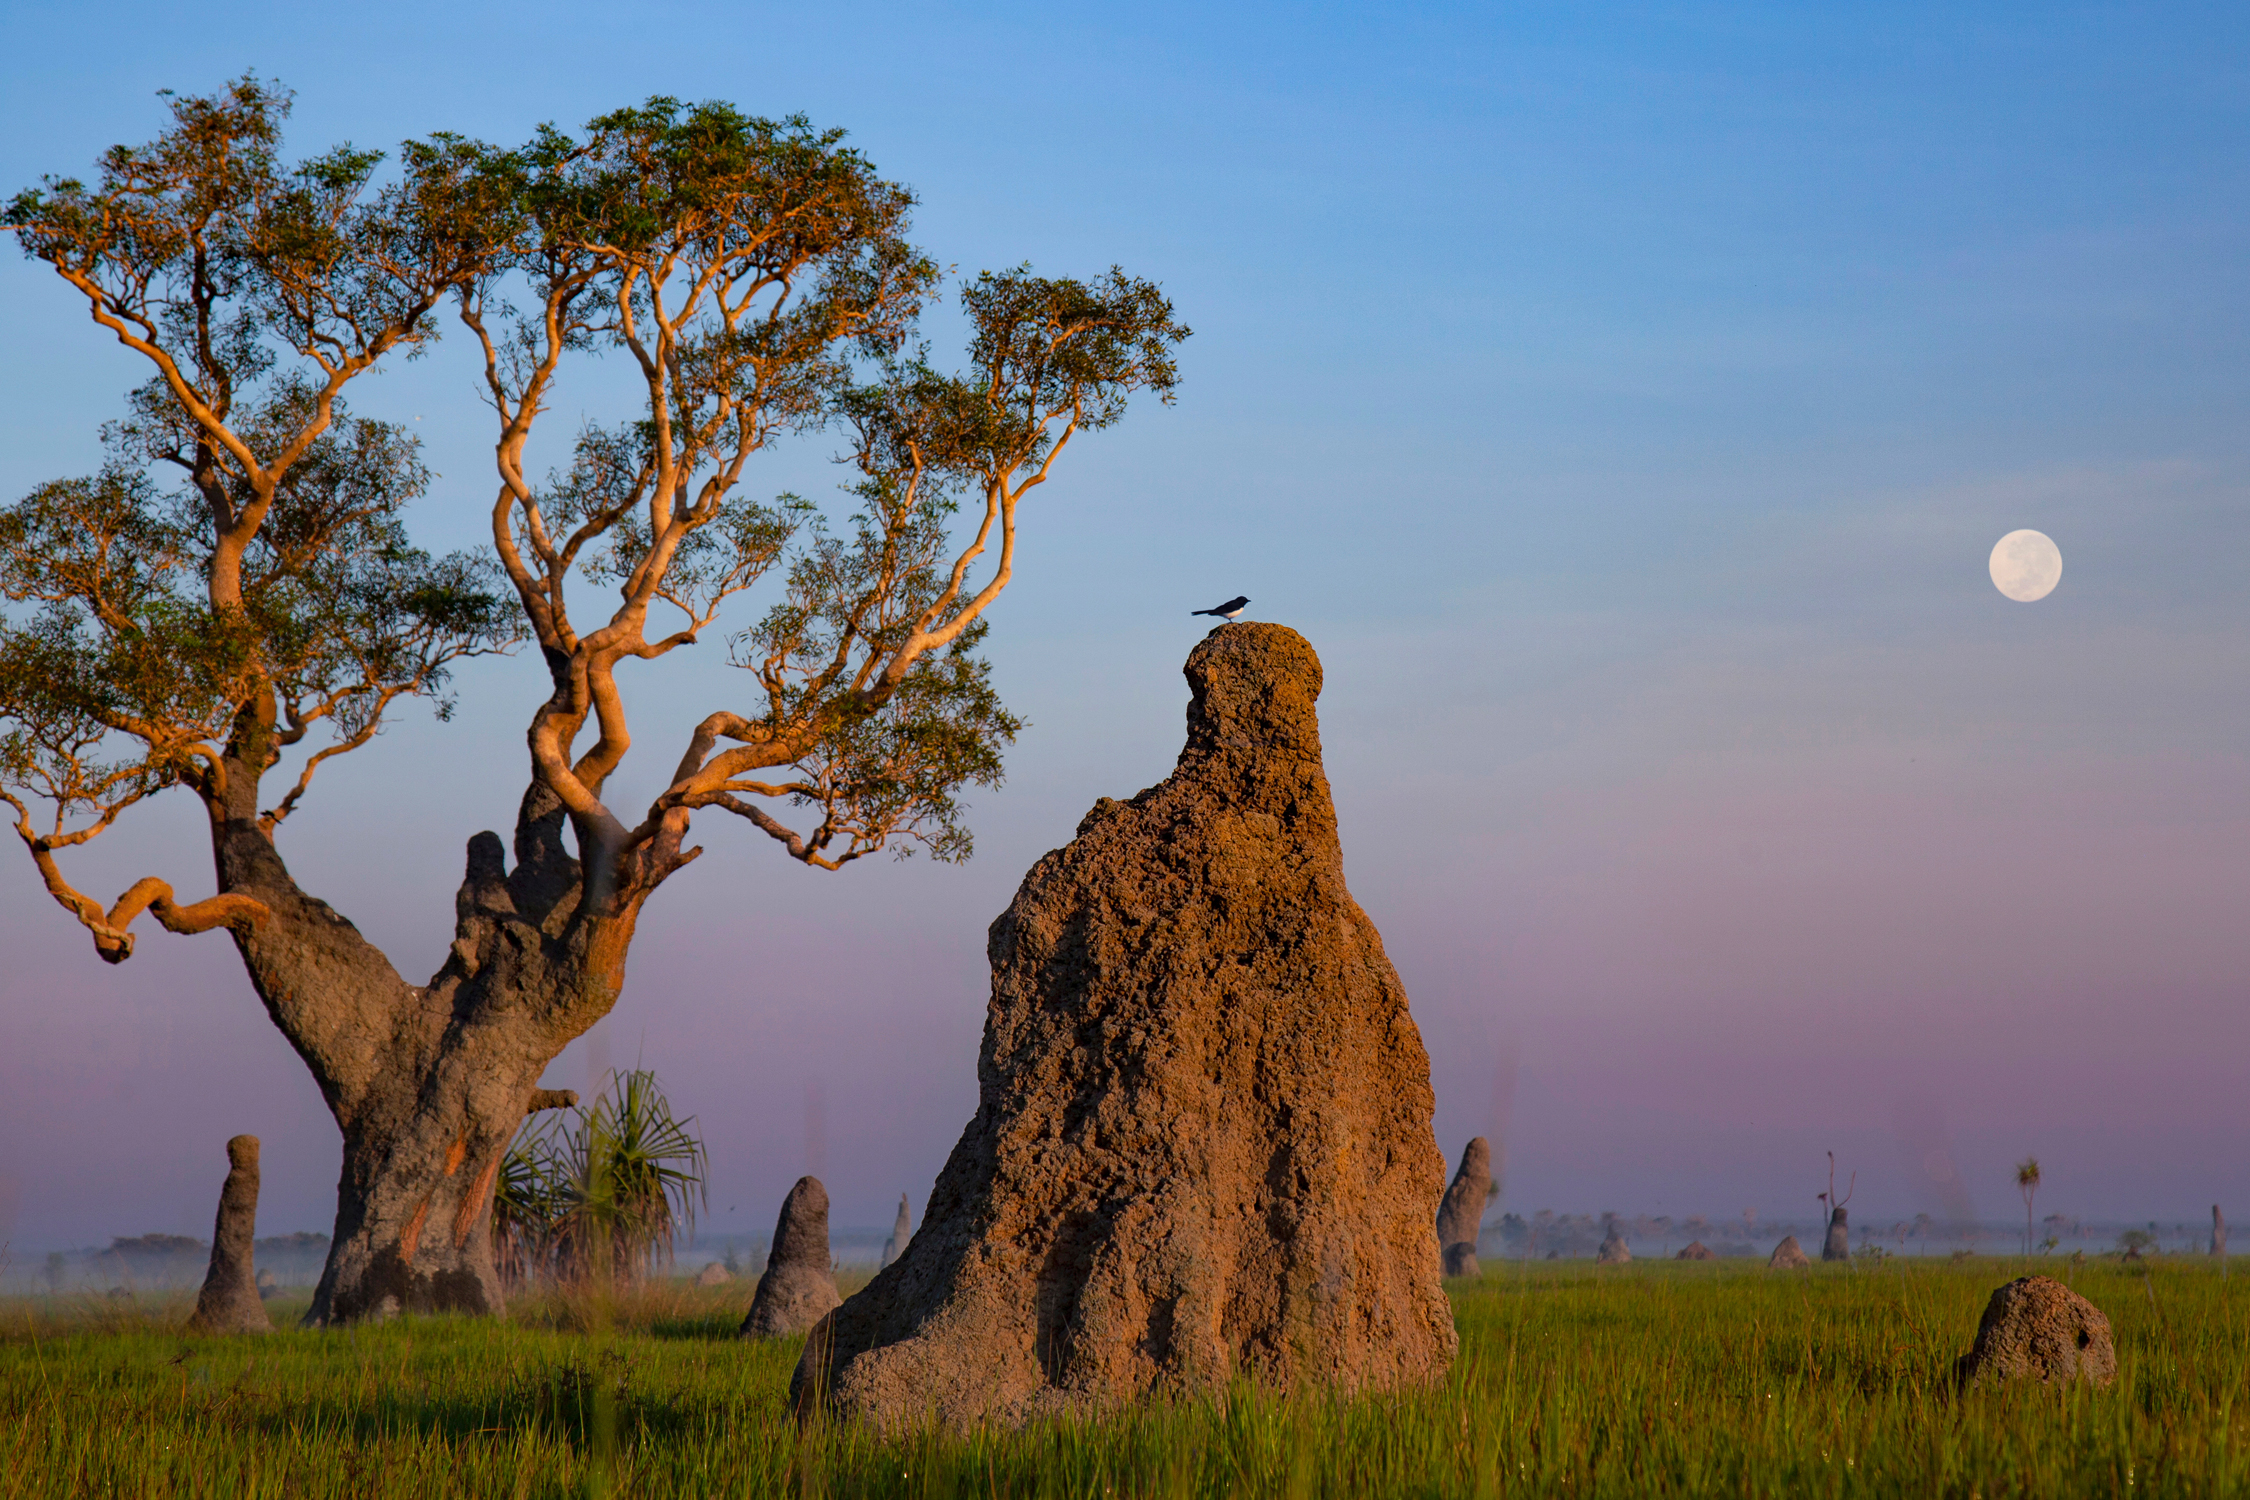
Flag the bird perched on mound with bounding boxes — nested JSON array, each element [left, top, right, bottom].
[[1192, 595, 1250, 619]]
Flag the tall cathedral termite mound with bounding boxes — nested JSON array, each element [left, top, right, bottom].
[[793, 623, 1457, 1428]]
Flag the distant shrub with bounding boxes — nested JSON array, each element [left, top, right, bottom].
[[104, 1235, 204, 1259]]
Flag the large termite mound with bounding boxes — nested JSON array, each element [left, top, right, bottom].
[[794, 623, 1457, 1429]]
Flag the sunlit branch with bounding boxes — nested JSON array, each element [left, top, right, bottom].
[[694, 790, 863, 870], [260, 682, 415, 834], [3, 787, 269, 962]]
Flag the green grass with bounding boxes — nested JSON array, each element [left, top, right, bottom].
[[2, 1257, 2244, 1497]]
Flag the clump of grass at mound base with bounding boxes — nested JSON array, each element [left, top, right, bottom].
[[2, 1259, 2244, 1497]]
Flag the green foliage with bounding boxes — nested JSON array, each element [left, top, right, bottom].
[[512, 97, 933, 397], [0, 386, 520, 836], [6, 72, 1187, 956], [959, 265, 1187, 435], [447, 90, 1188, 881], [495, 1071, 708, 1288], [699, 267, 1185, 867], [3, 1259, 2246, 1496], [491, 1136, 566, 1291], [5, 75, 509, 393], [2, 76, 520, 872]]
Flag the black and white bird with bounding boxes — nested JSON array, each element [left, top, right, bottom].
[[1191, 595, 1250, 620]]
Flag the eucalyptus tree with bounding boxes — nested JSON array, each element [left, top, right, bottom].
[[3, 80, 1187, 1323]]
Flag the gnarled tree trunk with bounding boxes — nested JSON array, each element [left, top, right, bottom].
[[212, 757, 649, 1324]]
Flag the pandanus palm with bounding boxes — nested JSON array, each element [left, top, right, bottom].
[[495, 1070, 707, 1286], [491, 1138, 565, 1289], [2016, 1157, 2042, 1257]]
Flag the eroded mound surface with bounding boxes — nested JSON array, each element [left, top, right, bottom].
[[795, 624, 1456, 1428], [188, 1135, 272, 1335], [740, 1177, 840, 1339], [1437, 1138, 1491, 1271], [1956, 1275, 2115, 1389]]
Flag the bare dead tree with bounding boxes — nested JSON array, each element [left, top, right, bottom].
[[3, 81, 1187, 1324]]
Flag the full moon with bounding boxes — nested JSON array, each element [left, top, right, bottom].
[[1989, 529, 2062, 602]]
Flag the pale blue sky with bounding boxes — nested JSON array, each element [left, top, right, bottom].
[[2, 1, 2246, 1251]]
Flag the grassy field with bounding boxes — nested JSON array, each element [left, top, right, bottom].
[[1, 1256, 2244, 1497]]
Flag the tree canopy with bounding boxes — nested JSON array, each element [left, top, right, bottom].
[[3, 77, 521, 957], [3, 78, 1190, 958]]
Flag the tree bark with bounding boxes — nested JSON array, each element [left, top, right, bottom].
[[208, 752, 645, 1324]]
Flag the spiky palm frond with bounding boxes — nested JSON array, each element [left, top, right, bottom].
[[492, 1129, 567, 1289], [549, 1069, 708, 1285]]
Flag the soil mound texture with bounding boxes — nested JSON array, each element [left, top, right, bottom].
[[793, 624, 1456, 1429], [1955, 1276, 2116, 1389], [882, 1195, 911, 1269], [1768, 1236, 1811, 1270], [694, 1262, 733, 1287], [1436, 1138, 1491, 1268], [740, 1177, 841, 1338], [1676, 1241, 1714, 1261], [188, 1136, 272, 1334], [1595, 1232, 1631, 1265], [1821, 1208, 1851, 1262], [1441, 1243, 1480, 1278]]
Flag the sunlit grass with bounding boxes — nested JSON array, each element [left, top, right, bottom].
[[2, 1258, 2243, 1496]]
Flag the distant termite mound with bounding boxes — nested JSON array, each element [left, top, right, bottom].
[[793, 623, 1457, 1429], [740, 1177, 841, 1339], [1437, 1138, 1492, 1278], [188, 1136, 272, 1334], [1822, 1208, 1851, 1261], [881, 1195, 911, 1269]]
